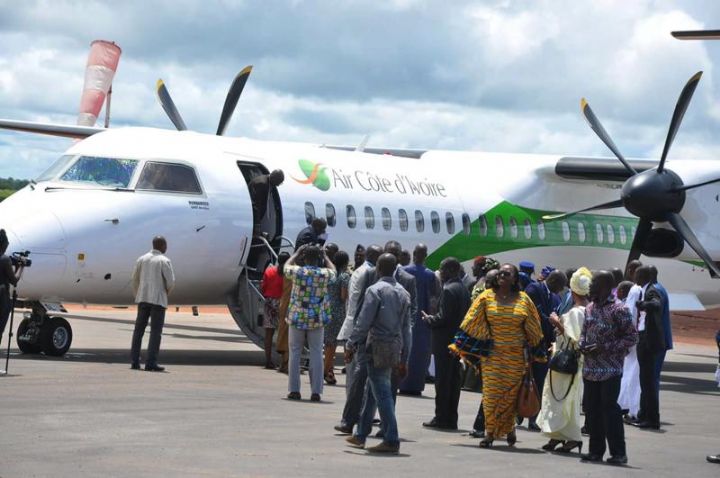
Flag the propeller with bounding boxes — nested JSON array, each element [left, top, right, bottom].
[[156, 79, 188, 131], [155, 66, 253, 135], [216, 66, 253, 136], [672, 30, 720, 40], [552, 71, 720, 276]]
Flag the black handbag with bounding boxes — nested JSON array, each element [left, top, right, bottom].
[[548, 339, 579, 401], [548, 340, 579, 375]]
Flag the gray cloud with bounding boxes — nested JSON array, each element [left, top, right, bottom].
[[2, 0, 720, 179]]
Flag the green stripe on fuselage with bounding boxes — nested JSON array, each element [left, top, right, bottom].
[[426, 201, 638, 269]]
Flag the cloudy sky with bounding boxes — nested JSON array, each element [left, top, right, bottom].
[[1, 0, 719, 179]]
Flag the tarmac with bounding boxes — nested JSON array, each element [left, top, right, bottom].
[[0, 307, 718, 477]]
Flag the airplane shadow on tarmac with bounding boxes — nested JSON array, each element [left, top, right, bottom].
[[11, 348, 267, 367], [660, 360, 720, 396]]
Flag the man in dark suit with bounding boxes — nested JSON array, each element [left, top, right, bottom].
[[421, 257, 471, 430], [634, 265, 666, 430]]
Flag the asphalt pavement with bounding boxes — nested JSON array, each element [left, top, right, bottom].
[[1, 307, 718, 477]]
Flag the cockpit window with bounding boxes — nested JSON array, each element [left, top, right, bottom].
[[136, 162, 202, 194], [60, 156, 138, 188], [36, 155, 76, 182]]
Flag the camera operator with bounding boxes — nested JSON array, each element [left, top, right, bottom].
[[0, 230, 24, 345]]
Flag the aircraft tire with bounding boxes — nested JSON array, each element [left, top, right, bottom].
[[16, 318, 43, 354], [41, 317, 73, 356]]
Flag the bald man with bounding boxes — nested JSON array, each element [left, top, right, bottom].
[[130, 236, 175, 372]]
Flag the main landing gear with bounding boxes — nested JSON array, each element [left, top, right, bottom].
[[16, 303, 73, 356]]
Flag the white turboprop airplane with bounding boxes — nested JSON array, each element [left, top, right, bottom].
[[1, 61, 719, 357]]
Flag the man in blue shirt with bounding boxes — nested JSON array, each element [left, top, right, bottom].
[[649, 266, 672, 399], [345, 253, 411, 454]]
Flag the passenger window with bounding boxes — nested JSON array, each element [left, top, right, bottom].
[[346, 205, 357, 229], [325, 203, 336, 227], [523, 219, 532, 239], [62, 156, 139, 188], [431, 211, 441, 233], [578, 223, 586, 243], [365, 206, 375, 229], [415, 210, 425, 233], [462, 213, 471, 236], [381, 207, 392, 231], [495, 216, 504, 238], [619, 225, 627, 245], [509, 217, 518, 238], [561, 221, 571, 242], [479, 215, 489, 236], [304, 202, 315, 225], [446, 212, 456, 234], [606, 224, 615, 244], [595, 224, 604, 243], [136, 162, 201, 193], [537, 219, 546, 240], [399, 209, 409, 232]]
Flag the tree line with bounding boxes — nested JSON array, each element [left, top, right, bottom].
[[0, 177, 29, 202]]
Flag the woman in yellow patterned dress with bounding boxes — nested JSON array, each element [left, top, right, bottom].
[[450, 263, 544, 448]]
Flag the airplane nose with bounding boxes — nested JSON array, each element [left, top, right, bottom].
[[3, 210, 66, 253]]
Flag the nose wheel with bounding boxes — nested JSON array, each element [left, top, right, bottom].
[[16, 309, 73, 356]]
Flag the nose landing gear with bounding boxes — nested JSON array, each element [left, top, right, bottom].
[[16, 303, 73, 356]]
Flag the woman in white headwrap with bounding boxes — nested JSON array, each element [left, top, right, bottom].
[[536, 267, 592, 454]]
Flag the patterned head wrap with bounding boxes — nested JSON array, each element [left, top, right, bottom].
[[482, 257, 499, 274], [570, 266, 592, 296]]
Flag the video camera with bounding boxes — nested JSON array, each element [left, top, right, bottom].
[[10, 251, 32, 268]]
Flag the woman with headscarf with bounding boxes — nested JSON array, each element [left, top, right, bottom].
[[450, 263, 544, 448], [537, 267, 592, 454]]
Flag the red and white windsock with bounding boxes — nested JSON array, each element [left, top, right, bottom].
[[77, 40, 122, 126]]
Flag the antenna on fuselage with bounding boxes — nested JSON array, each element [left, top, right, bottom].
[[355, 134, 370, 152]]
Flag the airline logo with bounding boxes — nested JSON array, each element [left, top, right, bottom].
[[292, 159, 331, 191]]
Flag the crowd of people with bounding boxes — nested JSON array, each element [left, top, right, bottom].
[[3, 219, 716, 464], [248, 226, 705, 463]]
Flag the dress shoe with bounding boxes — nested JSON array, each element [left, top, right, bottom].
[[145, 364, 165, 372], [130, 363, 140, 370], [310, 393, 321, 402], [606, 455, 628, 465], [636, 421, 660, 430], [422, 418, 441, 428], [334, 424, 353, 435], [287, 392, 301, 400], [367, 441, 400, 454], [345, 436, 365, 449], [527, 421, 541, 432], [706, 454, 720, 464], [580, 453, 603, 462], [375, 429, 384, 438], [399, 390, 422, 396], [469, 429, 486, 439]]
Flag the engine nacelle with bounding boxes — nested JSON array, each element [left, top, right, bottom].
[[641, 228, 684, 258]]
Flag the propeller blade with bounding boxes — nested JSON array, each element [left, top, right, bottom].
[[658, 72, 702, 173], [216, 65, 253, 136], [672, 176, 720, 193], [541, 199, 624, 221], [156, 79, 188, 131], [581, 98, 637, 176], [627, 218, 652, 265], [672, 30, 720, 40], [667, 212, 720, 277]]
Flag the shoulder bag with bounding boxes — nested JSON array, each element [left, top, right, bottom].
[[517, 347, 541, 418]]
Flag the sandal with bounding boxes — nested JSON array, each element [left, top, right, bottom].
[[479, 435, 494, 448], [324, 372, 337, 385], [542, 439, 565, 451]]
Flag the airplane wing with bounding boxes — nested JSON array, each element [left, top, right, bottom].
[[0, 118, 105, 139]]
